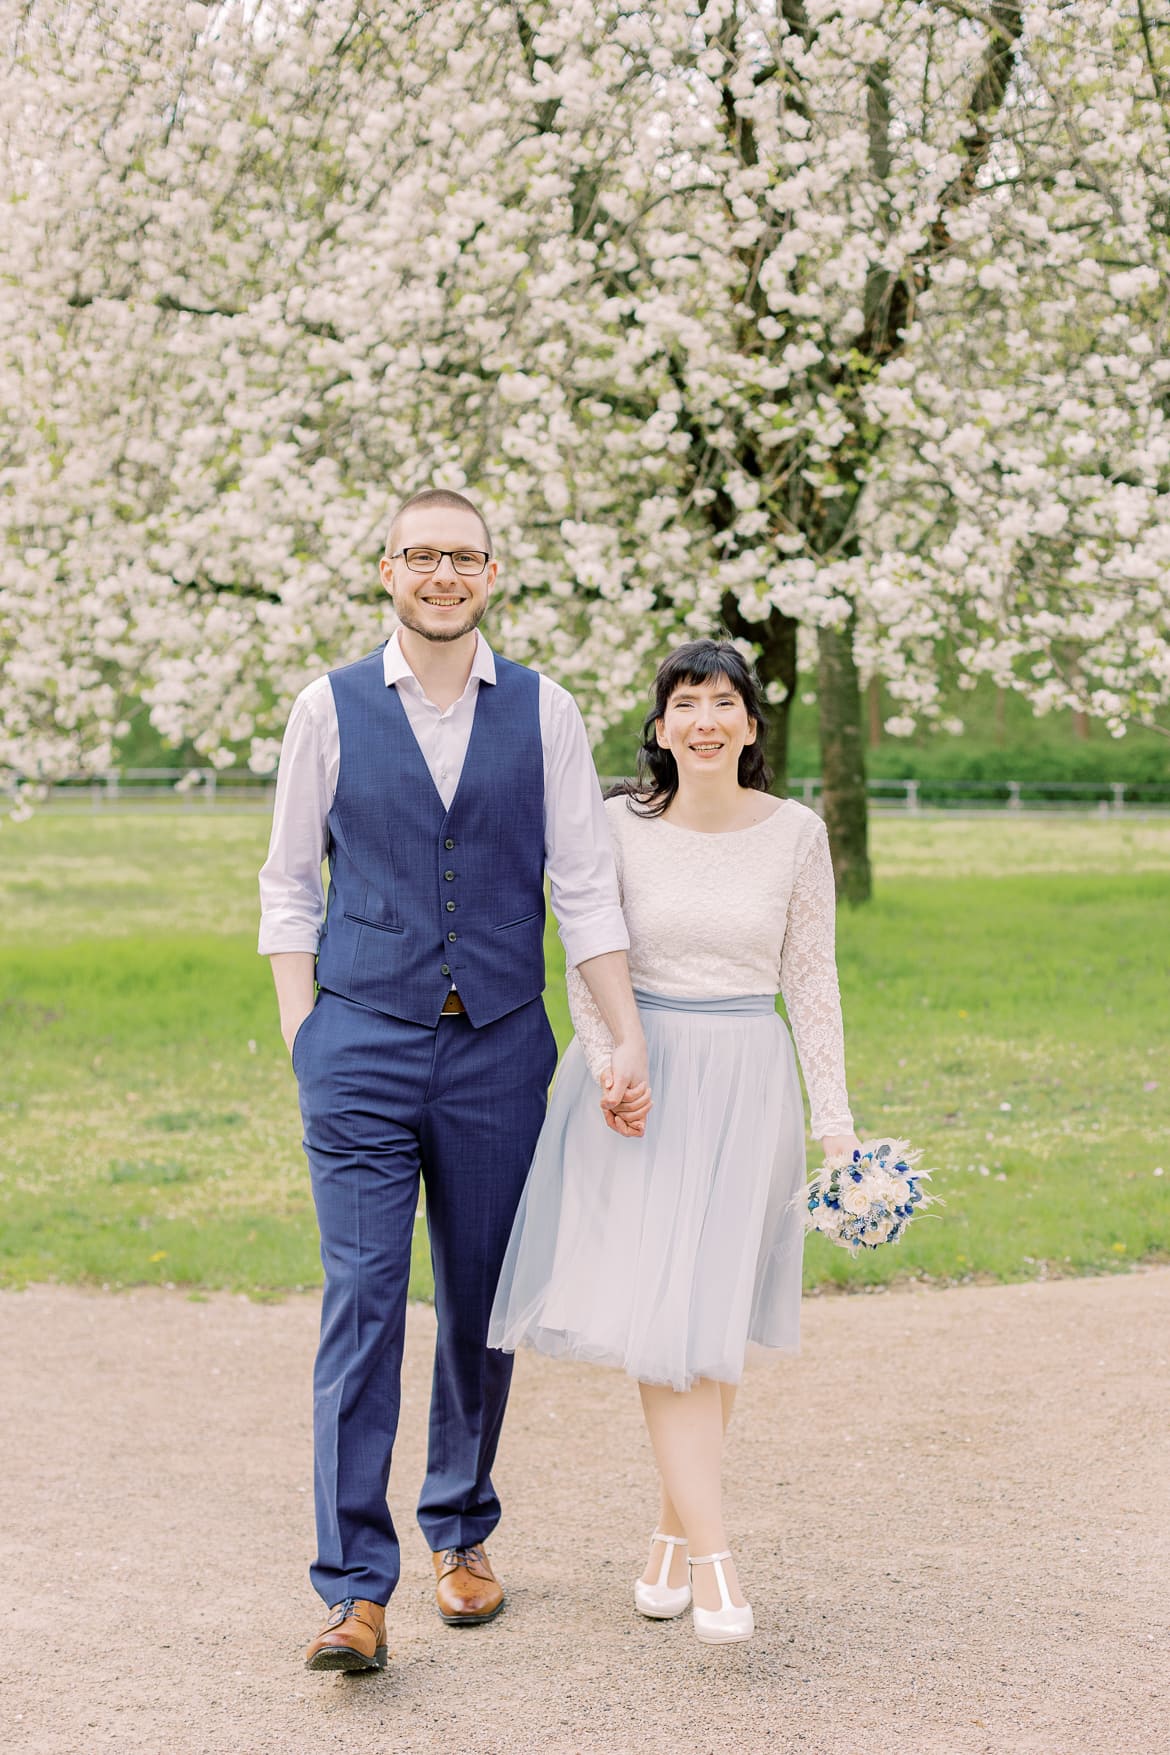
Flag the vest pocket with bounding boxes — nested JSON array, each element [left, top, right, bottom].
[[492, 911, 541, 932], [343, 912, 405, 933]]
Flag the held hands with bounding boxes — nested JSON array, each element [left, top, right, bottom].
[[599, 1037, 652, 1138]]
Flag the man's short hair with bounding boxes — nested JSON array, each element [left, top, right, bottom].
[[386, 489, 492, 557]]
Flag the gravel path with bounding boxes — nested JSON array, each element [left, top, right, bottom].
[[3, 1272, 1168, 1755]]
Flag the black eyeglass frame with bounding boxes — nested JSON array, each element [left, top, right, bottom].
[[388, 547, 491, 576]]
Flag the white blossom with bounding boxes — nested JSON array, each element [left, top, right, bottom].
[[1, 0, 1168, 788]]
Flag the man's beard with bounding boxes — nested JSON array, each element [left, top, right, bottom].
[[394, 595, 488, 644]]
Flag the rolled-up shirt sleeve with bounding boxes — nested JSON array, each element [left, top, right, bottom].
[[257, 677, 338, 956], [540, 679, 629, 969]]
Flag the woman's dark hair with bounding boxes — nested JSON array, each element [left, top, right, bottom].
[[613, 638, 772, 818]]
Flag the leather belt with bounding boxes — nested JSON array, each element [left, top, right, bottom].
[[440, 990, 466, 1016]]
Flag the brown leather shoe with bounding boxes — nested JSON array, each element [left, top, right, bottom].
[[432, 1544, 504, 1625], [304, 1597, 388, 1671]]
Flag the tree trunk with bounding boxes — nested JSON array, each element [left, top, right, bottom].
[[867, 675, 882, 748], [817, 617, 872, 903], [721, 601, 798, 796]]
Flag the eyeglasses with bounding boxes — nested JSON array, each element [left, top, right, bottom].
[[389, 547, 490, 576]]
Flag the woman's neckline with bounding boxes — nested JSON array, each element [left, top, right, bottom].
[[649, 797, 789, 838]]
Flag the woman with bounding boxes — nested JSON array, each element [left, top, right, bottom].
[[489, 639, 860, 1643]]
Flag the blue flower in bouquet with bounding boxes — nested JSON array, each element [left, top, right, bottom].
[[795, 1138, 938, 1252]]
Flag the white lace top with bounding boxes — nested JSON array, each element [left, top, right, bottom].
[[566, 794, 854, 1141]]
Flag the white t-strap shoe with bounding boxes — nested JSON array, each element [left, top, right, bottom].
[[688, 1551, 754, 1644], [634, 1531, 692, 1619]]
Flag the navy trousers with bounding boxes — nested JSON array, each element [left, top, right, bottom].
[[293, 987, 558, 1606]]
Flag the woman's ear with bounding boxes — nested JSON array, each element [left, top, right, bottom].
[[655, 717, 668, 748], [744, 717, 757, 746]]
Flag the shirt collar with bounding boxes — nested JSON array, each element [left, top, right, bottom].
[[382, 627, 497, 691]]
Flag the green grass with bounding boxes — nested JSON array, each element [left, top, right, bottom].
[[1, 815, 1167, 1296], [824, 870, 1169, 1287]]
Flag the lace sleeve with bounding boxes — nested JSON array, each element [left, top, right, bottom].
[[565, 962, 615, 1084], [779, 821, 854, 1141]]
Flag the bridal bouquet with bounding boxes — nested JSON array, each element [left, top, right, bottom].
[[798, 1138, 936, 1252]]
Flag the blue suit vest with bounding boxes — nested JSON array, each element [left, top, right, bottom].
[[314, 645, 546, 1028]]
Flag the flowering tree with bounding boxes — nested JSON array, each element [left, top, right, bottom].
[[2, 0, 1168, 898]]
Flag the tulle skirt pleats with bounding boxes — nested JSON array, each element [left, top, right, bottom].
[[488, 1002, 807, 1390]]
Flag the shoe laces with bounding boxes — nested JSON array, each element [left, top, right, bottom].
[[326, 1596, 365, 1629]]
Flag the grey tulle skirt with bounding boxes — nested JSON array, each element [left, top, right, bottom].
[[488, 991, 807, 1391]]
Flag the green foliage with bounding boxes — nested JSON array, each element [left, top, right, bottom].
[[0, 816, 1166, 1296], [797, 679, 1170, 785], [594, 674, 1170, 786], [112, 671, 1170, 788]]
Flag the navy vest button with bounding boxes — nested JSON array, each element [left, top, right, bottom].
[[444, 838, 455, 849], [448, 931, 457, 942], [444, 870, 455, 881], [446, 900, 456, 912], [441, 963, 450, 976]]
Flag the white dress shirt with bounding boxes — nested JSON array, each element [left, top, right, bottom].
[[258, 630, 629, 971]]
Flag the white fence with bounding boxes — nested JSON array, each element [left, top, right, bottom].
[[6, 768, 1169, 814]]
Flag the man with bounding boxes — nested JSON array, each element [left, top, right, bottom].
[[259, 488, 649, 1671]]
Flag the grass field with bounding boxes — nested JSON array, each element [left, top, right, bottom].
[[1, 814, 1167, 1297]]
